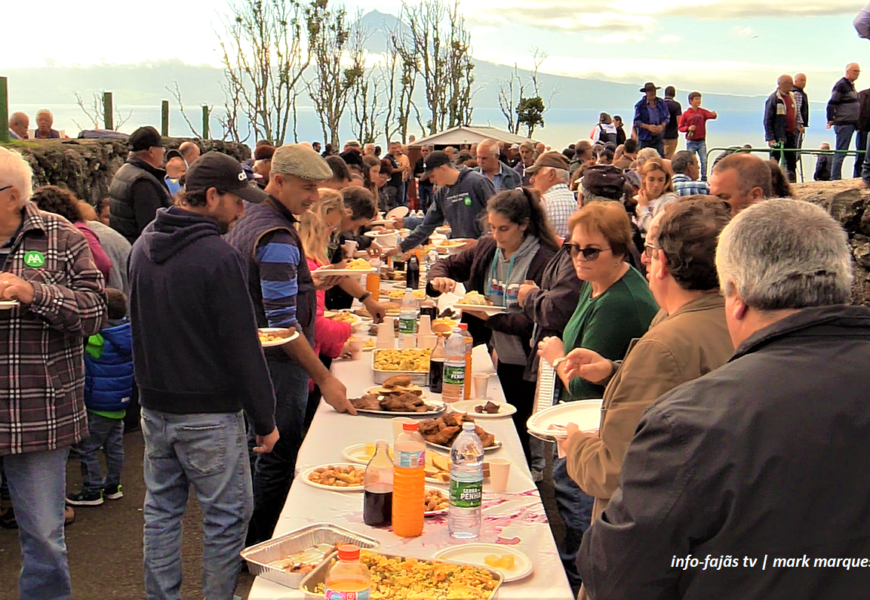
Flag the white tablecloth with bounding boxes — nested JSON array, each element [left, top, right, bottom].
[[248, 334, 573, 600]]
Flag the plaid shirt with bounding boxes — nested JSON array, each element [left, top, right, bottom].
[[0, 202, 106, 456], [672, 174, 710, 197], [542, 184, 578, 239]]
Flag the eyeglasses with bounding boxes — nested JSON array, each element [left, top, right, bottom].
[[644, 243, 661, 259], [566, 243, 610, 261]]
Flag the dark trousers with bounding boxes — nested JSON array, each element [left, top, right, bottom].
[[496, 361, 536, 464], [304, 355, 332, 434], [771, 132, 799, 182], [247, 359, 309, 545], [856, 131, 868, 179], [554, 456, 596, 596], [419, 186, 434, 212], [639, 137, 665, 158]]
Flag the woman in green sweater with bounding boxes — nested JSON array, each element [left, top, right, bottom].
[[537, 201, 659, 595]]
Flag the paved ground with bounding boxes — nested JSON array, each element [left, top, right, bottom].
[[0, 431, 563, 600]]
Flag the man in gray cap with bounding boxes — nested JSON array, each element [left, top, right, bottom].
[[528, 151, 577, 239], [225, 144, 356, 546], [579, 165, 628, 204], [108, 126, 173, 243]]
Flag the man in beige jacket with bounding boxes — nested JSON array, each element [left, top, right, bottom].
[[561, 196, 734, 525]]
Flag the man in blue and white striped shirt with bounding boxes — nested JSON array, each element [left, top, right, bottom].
[[671, 151, 710, 197]]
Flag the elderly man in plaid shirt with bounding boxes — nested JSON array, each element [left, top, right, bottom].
[[0, 148, 107, 600], [671, 151, 710, 196], [528, 152, 578, 239]]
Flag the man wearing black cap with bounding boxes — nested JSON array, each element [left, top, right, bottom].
[[580, 165, 628, 203], [129, 151, 278, 599], [385, 150, 495, 255], [634, 83, 670, 158], [527, 151, 577, 238], [108, 126, 173, 243]]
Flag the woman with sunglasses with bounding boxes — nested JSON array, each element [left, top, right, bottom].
[[635, 157, 678, 234], [426, 188, 560, 461], [536, 201, 659, 596]]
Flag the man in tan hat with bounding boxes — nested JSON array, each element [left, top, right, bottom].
[[528, 151, 577, 238], [225, 144, 356, 546]]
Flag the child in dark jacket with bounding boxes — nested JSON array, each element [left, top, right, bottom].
[[66, 289, 133, 506]]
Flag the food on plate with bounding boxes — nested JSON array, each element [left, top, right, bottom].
[[346, 258, 373, 270], [432, 317, 459, 329], [363, 338, 376, 350], [418, 413, 497, 448], [360, 443, 393, 460], [373, 348, 432, 372], [326, 311, 358, 324], [383, 374, 412, 388], [369, 383, 423, 396], [354, 307, 372, 318], [425, 489, 449, 512], [424, 453, 453, 482], [459, 291, 492, 306], [307, 465, 364, 487], [269, 544, 341, 574], [350, 383, 437, 413], [258, 328, 295, 343], [484, 554, 516, 570], [475, 401, 501, 414], [350, 395, 382, 411], [388, 288, 426, 300], [434, 239, 466, 248], [314, 551, 499, 599]]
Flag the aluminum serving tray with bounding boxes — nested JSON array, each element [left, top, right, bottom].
[[241, 523, 380, 589], [371, 349, 430, 386], [300, 549, 504, 599]]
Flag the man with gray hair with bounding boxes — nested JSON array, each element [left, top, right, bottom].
[[764, 74, 804, 182], [0, 147, 107, 599], [8, 112, 29, 140], [826, 63, 862, 180], [671, 150, 709, 196], [474, 138, 521, 192], [528, 151, 576, 238], [578, 198, 870, 600]]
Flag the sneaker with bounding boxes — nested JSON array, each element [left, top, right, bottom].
[[0, 506, 17, 530], [102, 484, 123, 500], [66, 490, 103, 506], [64, 506, 76, 526]]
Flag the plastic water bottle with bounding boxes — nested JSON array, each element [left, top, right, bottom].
[[398, 288, 417, 347], [324, 544, 371, 599], [448, 422, 484, 539], [442, 327, 466, 403], [392, 422, 426, 537]]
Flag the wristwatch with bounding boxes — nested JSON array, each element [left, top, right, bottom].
[[358, 292, 372, 303], [552, 357, 567, 371]]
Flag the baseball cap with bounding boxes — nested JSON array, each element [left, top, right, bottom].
[[185, 152, 269, 203], [582, 165, 626, 200], [271, 144, 333, 180], [128, 126, 163, 152], [524, 151, 570, 175], [165, 149, 183, 162], [422, 150, 452, 177], [510, 143, 520, 151]]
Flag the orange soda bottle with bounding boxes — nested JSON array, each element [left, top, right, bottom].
[[391, 422, 425, 537], [324, 544, 371, 600], [365, 259, 381, 302]]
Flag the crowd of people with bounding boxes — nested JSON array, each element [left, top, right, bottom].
[[0, 65, 869, 600]]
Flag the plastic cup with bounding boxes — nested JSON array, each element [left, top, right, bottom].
[[342, 240, 358, 258], [417, 333, 437, 349], [376, 318, 396, 349], [348, 338, 364, 359], [473, 373, 489, 400], [392, 417, 414, 442], [418, 315, 432, 335], [489, 458, 510, 493]]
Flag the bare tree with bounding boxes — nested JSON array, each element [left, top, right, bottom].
[[305, 1, 366, 148], [497, 65, 525, 135], [382, 32, 417, 144], [72, 92, 132, 132], [497, 48, 551, 137], [218, 0, 312, 145], [218, 78, 250, 143], [446, 1, 475, 128], [349, 43, 385, 145]]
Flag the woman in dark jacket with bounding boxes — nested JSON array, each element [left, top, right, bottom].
[[426, 188, 560, 461]]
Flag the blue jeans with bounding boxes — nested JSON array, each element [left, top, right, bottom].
[[141, 409, 252, 600], [75, 411, 124, 493], [419, 185, 434, 212], [553, 455, 595, 597], [248, 359, 309, 545], [639, 137, 665, 158], [2, 447, 71, 600], [833, 124, 856, 180], [686, 139, 708, 181]]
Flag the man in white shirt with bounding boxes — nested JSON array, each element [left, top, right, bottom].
[[528, 151, 577, 239]]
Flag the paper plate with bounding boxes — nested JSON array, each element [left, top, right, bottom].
[[364, 231, 399, 239], [342, 443, 393, 465], [299, 464, 365, 492], [0, 300, 20, 310], [386, 206, 410, 220], [355, 400, 446, 418], [449, 400, 516, 419], [526, 400, 603, 440], [258, 328, 300, 348], [314, 268, 376, 277], [453, 304, 507, 315], [432, 543, 533, 582]]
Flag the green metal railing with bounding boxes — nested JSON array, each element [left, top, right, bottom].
[[705, 145, 865, 183]]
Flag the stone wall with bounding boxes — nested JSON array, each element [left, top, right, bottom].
[[792, 179, 870, 306], [1, 138, 251, 205]]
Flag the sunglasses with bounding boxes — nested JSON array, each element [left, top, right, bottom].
[[644, 243, 661, 259], [566, 243, 610, 261]]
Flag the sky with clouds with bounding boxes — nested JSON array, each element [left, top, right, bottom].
[[2, 0, 868, 98]]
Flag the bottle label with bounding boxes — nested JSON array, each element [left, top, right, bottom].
[[444, 364, 465, 386], [396, 449, 425, 468], [325, 588, 370, 600], [450, 478, 483, 509], [398, 317, 416, 335]]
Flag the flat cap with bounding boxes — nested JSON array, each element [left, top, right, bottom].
[[270, 144, 333, 181], [582, 164, 627, 200], [525, 151, 570, 175]]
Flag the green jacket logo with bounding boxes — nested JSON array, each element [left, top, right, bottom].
[[23, 251, 45, 268]]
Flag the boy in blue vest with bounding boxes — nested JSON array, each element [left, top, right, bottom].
[[67, 288, 133, 506]]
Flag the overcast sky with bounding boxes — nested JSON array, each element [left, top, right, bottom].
[[3, 0, 868, 97]]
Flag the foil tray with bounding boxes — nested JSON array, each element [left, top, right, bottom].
[[371, 350, 430, 386], [241, 523, 380, 589]]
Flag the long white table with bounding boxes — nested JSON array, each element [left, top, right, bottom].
[[248, 328, 573, 599]]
